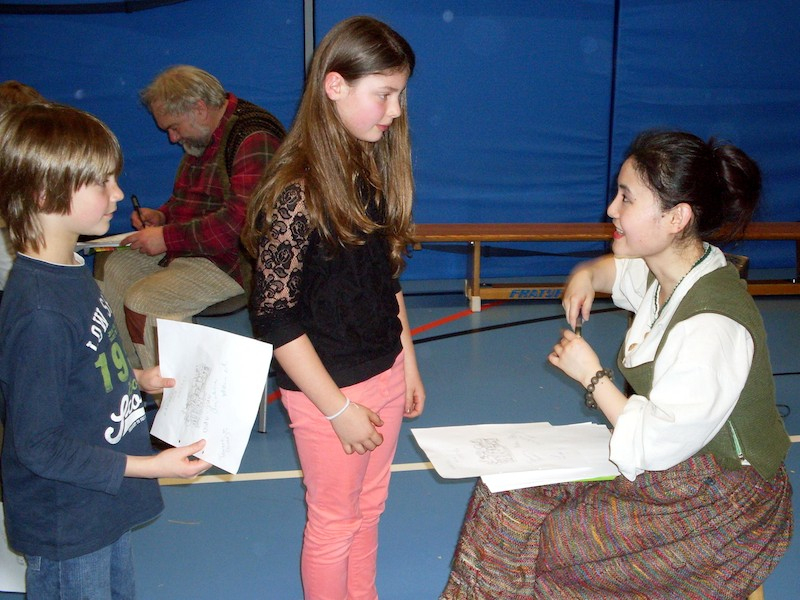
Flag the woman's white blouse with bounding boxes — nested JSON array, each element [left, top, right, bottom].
[[608, 245, 754, 481]]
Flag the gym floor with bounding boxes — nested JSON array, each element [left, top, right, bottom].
[[1, 275, 797, 599]]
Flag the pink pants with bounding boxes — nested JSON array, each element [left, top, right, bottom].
[[281, 352, 406, 600]]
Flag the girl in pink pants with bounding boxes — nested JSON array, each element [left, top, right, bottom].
[[244, 16, 425, 600], [283, 353, 407, 599]]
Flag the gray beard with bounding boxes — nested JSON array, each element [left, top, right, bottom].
[[181, 140, 207, 157]]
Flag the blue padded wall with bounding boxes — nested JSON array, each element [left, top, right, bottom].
[[0, 0, 304, 234], [316, 1, 617, 279], [1, 0, 798, 279], [611, 0, 800, 268]]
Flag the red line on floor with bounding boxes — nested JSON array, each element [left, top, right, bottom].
[[410, 301, 505, 336], [267, 300, 506, 402]]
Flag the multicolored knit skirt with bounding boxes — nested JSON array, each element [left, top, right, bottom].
[[441, 454, 792, 599]]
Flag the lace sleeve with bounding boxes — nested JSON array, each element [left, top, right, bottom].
[[251, 182, 310, 345]]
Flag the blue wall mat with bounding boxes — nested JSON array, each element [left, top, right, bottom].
[[611, 0, 800, 269], [0, 0, 304, 233], [315, 1, 617, 279], [1, 1, 798, 279]]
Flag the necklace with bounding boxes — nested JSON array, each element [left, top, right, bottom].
[[651, 244, 712, 326]]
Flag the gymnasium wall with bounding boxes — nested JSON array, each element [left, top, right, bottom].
[[2, 0, 798, 279]]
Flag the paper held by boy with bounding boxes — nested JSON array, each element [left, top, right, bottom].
[[151, 319, 273, 474], [411, 421, 619, 493]]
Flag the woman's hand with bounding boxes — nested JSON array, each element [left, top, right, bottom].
[[561, 254, 617, 330], [562, 269, 596, 331], [548, 329, 602, 387]]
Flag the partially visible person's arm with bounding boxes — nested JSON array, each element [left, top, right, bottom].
[[396, 290, 424, 417]]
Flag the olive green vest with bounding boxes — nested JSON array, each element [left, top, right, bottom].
[[617, 263, 790, 480]]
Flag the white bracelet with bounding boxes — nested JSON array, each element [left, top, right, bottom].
[[325, 397, 351, 420]]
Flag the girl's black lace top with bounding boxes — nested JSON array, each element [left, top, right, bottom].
[[250, 182, 402, 391]]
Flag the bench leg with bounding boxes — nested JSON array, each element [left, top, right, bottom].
[[257, 387, 268, 433], [468, 241, 482, 312], [795, 239, 799, 283], [470, 295, 482, 312]]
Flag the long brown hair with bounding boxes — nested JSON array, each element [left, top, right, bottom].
[[242, 15, 416, 276]]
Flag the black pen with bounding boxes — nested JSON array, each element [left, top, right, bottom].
[[575, 315, 583, 337], [131, 194, 145, 227]]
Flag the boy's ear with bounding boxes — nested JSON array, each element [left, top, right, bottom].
[[324, 72, 346, 101]]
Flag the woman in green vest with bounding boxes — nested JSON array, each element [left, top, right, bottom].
[[442, 130, 792, 599]]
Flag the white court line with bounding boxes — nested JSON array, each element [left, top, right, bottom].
[[162, 438, 800, 487], [160, 462, 434, 487]]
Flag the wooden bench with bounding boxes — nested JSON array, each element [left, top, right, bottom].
[[413, 222, 800, 311]]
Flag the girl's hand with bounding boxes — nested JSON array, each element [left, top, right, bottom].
[[126, 439, 211, 479], [404, 384, 425, 418], [403, 362, 425, 418], [134, 366, 175, 394], [329, 403, 384, 455], [548, 329, 602, 387]]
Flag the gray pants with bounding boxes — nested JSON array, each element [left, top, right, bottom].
[[99, 249, 244, 369]]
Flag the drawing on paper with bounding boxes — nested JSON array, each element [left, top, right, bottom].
[[471, 438, 514, 465]]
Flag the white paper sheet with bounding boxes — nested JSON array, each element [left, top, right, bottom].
[[75, 231, 133, 252], [411, 421, 619, 492], [151, 319, 273, 474], [0, 503, 25, 593]]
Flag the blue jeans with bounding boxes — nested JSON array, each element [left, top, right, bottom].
[[24, 531, 135, 599]]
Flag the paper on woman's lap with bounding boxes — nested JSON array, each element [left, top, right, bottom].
[[411, 421, 619, 492]]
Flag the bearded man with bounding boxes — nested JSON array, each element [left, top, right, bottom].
[[100, 65, 285, 370]]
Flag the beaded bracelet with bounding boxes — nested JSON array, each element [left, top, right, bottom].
[[325, 397, 351, 420], [584, 368, 614, 409]]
